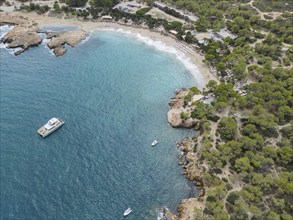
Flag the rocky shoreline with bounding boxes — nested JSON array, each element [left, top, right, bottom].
[[164, 89, 207, 220], [167, 89, 200, 129], [0, 13, 88, 56]]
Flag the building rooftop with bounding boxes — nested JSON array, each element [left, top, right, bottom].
[[169, 30, 178, 35], [192, 94, 204, 102], [101, 15, 113, 20], [215, 28, 237, 39], [113, 1, 145, 14]]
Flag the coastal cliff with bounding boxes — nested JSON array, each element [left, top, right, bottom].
[[0, 13, 87, 56], [165, 89, 207, 220]]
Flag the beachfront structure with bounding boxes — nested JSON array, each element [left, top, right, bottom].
[[192, 94, 204, 102], [169, 30, 178, 36], [153, 1, 198, 22], [153, 1, 167, 8], [214, 28, 237, 40], [194, 31, 213, 45], [102, 15, 113, 21], [113, 1, 144, 14], [194, 28, 237, 45]]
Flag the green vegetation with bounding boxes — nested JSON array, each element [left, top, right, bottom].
[[90, 0, 118, 8], [14, 0, 292, 218], [160, 6, 189, 21], [183, 77, 292, 219], [65, 0, 87, 7], [253, 0, 293, 12], [19, 3, 50, 14], [180, 112, 189, 120], [135, 7, 151, 16], [217, 117, 238, 141], [53, 1, 61, 12]]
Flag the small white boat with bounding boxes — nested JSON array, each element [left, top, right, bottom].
[[151, 140, 158, 146], [123, 207, 132, 216]]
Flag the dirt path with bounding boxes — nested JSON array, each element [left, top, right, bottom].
[[246, 0, 284, 20]]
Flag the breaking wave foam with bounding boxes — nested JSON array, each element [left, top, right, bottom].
[[80, 31, 92, 45], [156, 207, 168, 220], [38, 33, 55, 56], [0, 25, 17, 54], [0, 25, 15, 40]]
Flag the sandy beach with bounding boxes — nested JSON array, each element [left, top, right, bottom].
[[1, 11, 217, 87]]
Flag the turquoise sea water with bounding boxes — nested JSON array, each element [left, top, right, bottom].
[[0, 28, 198, 220]]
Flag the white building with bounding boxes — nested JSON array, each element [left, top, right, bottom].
[[214, 28, 237, 40]]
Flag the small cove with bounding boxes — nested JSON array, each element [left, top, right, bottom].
[[0, 29, 198, 219]]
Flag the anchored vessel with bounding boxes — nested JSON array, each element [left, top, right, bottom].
[[123, 207, 132, 216], [151, 140, 158, 146], [38, 117, 65, 137]]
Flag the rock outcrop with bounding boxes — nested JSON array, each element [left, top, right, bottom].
[[46, 30, 87, 56], [167, 109, 199, 128], [167, 89, 199, 128], [0, 12, 88, 56], [0, 14, 42, 55], [166, 89, 207, 220], [163, 208, 178, 220], [166, 198, 204, 220]]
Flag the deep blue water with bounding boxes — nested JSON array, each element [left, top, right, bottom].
[[0, 28, 197, 220]]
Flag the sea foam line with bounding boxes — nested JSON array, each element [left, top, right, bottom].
[[98, 28, 205, 88], [78, 31, 93, 46], [156, 207, 169, 220], [0, 24, 15, 39]]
